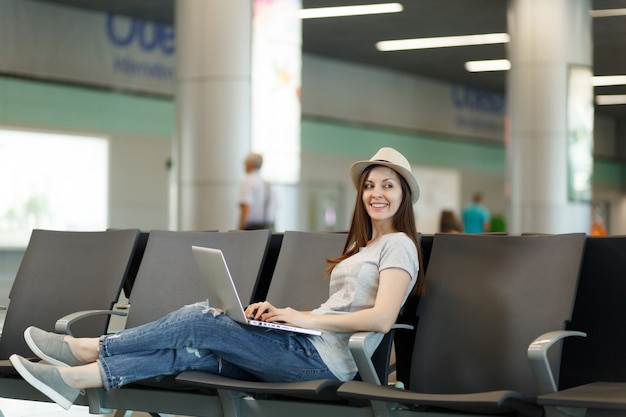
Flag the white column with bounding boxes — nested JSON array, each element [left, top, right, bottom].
[[173, 0, 252, 231], [506, 0, 593, 234]]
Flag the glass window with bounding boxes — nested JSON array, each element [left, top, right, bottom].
[[0, 128, 108, 248]]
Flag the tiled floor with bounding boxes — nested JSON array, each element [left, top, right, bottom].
[[0, 398, 113, 417], [0, 398, 177, 416]]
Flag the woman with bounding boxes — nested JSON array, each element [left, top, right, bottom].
[[10, 147, 425, 410]]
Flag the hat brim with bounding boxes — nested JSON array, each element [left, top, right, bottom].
[[350, 160, 420, 204]]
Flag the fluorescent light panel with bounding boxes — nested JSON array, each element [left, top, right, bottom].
[[463, 63, 626, 106], [366, 12, 625, 104], [596, 95, 626, 105], [298, 3, 402, 19], [377, 33, 510, 51], [464, 64, 626, 87], [465, 59, 510, 72], [591, 8, 626, 18], [592, 75, 626, 86]]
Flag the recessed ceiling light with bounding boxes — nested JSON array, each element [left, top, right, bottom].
[[298, 3, 403, 19], [465, 59, 511, 72], [376, 33, 510, 51]]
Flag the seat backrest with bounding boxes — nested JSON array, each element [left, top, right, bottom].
[[264, 230, 346, 310], [0, 229, 140, 359], [559, 236, 626, 389], [250, 232, 284, 303], [124, 229, 271, 328], [419, 234, 434, 275], [121, 231, 150, 298], [392, 233, 428, 386], [408, 233, 586, 396]]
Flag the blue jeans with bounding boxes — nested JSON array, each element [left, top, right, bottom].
[[97, 301, 337, 390]]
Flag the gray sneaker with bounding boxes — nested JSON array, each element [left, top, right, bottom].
[[10, 354, 81, 410], [24, 326, 87, 367]]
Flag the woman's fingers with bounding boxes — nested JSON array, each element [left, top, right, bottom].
[[245, 301, 275, 320]]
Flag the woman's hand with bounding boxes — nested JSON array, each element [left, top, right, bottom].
[[245, 301, 277, 321], [245, 302, 309, 327], [262, 307, 310, 327]]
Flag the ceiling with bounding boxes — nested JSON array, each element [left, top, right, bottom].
[[32, 0, 626, 123]]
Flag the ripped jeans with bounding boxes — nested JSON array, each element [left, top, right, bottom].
[[97, 301, 336, 390]]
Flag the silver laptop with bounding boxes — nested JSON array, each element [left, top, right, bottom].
[[192, 245, 322, 336]]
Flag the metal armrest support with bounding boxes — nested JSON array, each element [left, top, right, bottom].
[[528, 330, 586, 394], [349, 324, 414, 386], [349, 332, 380, 385], [55, 309, 127, 335]]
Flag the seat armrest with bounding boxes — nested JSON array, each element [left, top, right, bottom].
[[349, 332, 380, 385], [528, 330, 586, 394], [55, 309, 127, 335], [349, 324, 415, 386]]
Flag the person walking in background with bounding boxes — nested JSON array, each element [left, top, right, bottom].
[[238, 152, 276, 230], [462, 192, 491, 233]]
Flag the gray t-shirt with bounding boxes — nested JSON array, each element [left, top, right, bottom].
[[309, 232, 418, 381]]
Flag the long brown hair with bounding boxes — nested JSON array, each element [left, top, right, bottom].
[[327, 164, 426, 295]]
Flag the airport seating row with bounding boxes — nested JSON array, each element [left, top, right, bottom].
[[0, 228, 353, 416], [0, 228, 141, 408], [175, 232, 587, 417], [1, 230, 626, 417]]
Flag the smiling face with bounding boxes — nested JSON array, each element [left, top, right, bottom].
[[362, 165, 403, 229]]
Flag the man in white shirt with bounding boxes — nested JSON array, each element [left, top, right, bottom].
[[238, 152, 276, 230]]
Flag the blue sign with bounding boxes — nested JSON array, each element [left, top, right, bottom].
[[106, 14, 175, 56], [451, 86, 505, 116]]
